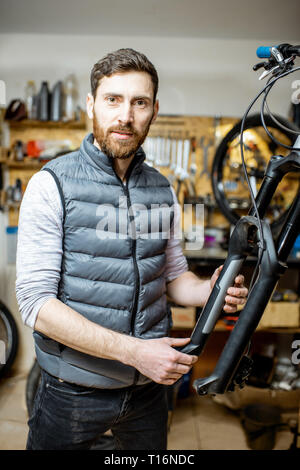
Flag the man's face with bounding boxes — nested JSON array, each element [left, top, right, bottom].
[[87, 71, 159, 160]]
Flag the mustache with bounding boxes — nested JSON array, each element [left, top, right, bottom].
[[109, 124, 137, 135]]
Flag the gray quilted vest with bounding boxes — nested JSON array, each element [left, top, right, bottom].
[[34, 133, 175, 388]]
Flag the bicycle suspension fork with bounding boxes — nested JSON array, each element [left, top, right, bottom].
[[178, 145, 300, 395]]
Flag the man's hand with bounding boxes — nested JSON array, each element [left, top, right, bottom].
[[132, 337, 198, 386], [210, 265, 248, 313], [35, 299, 197, 385]]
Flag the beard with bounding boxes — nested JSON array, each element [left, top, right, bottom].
[[93, 114, 153, 160]]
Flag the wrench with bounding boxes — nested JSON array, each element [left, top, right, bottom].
[[199, 136, 214, 179]]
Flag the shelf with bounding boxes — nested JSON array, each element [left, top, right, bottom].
[[184, 248, 300, 267], [0, 157, 46, 169], [5, 201, 21, 209], [7, 118, 86, 130]]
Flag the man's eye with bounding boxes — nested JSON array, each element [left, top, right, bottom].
[[107, 97, 116, 103], [136, 100, 146, 107]]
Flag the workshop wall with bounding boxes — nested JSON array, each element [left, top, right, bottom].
[[0, 33, 297, 118], [0, 31, 299, 378]]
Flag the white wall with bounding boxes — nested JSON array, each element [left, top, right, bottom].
[[0, 33, 297, 119]]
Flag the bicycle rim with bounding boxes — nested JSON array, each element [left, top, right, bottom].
[[211, 113, 299, 231], [0, 302, 18, 378]]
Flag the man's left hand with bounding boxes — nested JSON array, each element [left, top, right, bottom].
[[210, 265, 248, 313]]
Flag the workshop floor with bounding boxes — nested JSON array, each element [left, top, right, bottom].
[[0, 372, 295, 451]]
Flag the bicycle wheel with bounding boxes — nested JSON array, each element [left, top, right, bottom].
[[211, 114, 300, 230], [0, 301, 18, 378]]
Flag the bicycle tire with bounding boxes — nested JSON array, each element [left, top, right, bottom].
[[0, 301, 18, 378], [211, 113, 299, 229]]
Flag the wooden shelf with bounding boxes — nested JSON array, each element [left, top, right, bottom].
[[5, 201, 21, 209], [1, 115, 87, 226], [0, 158, 48, 170], [7, 118, 86, 130], [0, 157, 47, 169]]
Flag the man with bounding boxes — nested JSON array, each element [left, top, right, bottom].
[[16, 48, 247, 450]]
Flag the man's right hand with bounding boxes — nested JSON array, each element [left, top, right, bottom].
[[131, 337, 198, 386], [35, 299, 198, 386]]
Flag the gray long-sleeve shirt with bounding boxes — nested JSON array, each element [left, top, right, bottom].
[[16, 170, 188, 329]]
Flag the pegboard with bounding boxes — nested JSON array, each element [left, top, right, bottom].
[[147, 115, 237, 203]]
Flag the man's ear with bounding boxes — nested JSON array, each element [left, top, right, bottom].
[[151, 100, 159, 124], [86, 93, 94, 120]]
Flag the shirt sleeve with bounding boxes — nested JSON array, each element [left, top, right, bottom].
[[164, 187, 189, 283], [15, 170, 63, 329]]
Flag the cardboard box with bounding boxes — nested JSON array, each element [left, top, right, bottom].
[[258, 302, 300, 329], [171, 306, 196, 329], [213, 385, 300, 411]]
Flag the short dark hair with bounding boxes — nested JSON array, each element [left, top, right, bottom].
[[90, 48, 159, 102]]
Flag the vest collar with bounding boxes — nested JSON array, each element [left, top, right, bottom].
[[80, 132, 146, 177]]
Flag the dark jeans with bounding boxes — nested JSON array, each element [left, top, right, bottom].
[[26, 369, 169, 450]]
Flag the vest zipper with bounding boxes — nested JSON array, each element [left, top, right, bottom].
[[122, 182, 140, 336], [113, 166, 141, 386]]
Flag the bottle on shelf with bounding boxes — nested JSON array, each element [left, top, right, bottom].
[[24, 80, 37, 120], [63, 74, 78, 121], [37, 81, 51, 121], [12, 178, 22, 202], [50, 81, 64, 122], [13, 140, 24, 161]]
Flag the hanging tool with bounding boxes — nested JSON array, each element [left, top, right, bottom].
[[164, 136, 172, 167], [159, 136, 170, 167], [182, 137, 190, 179], [167, 136, 178, 185], [175, 135, 183, 179], [213, 115, 222, 147], [189, 136, 197, 195], [175, 134, 192, 198], [154, 136, 161, 168], [182, 136, 195, 196], [174, 136, 184, 198], [144, 136, 154, 167], [199, 136, 214, 179]]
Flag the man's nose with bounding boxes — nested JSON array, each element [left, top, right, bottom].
[[118, 102, 133, 124]]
